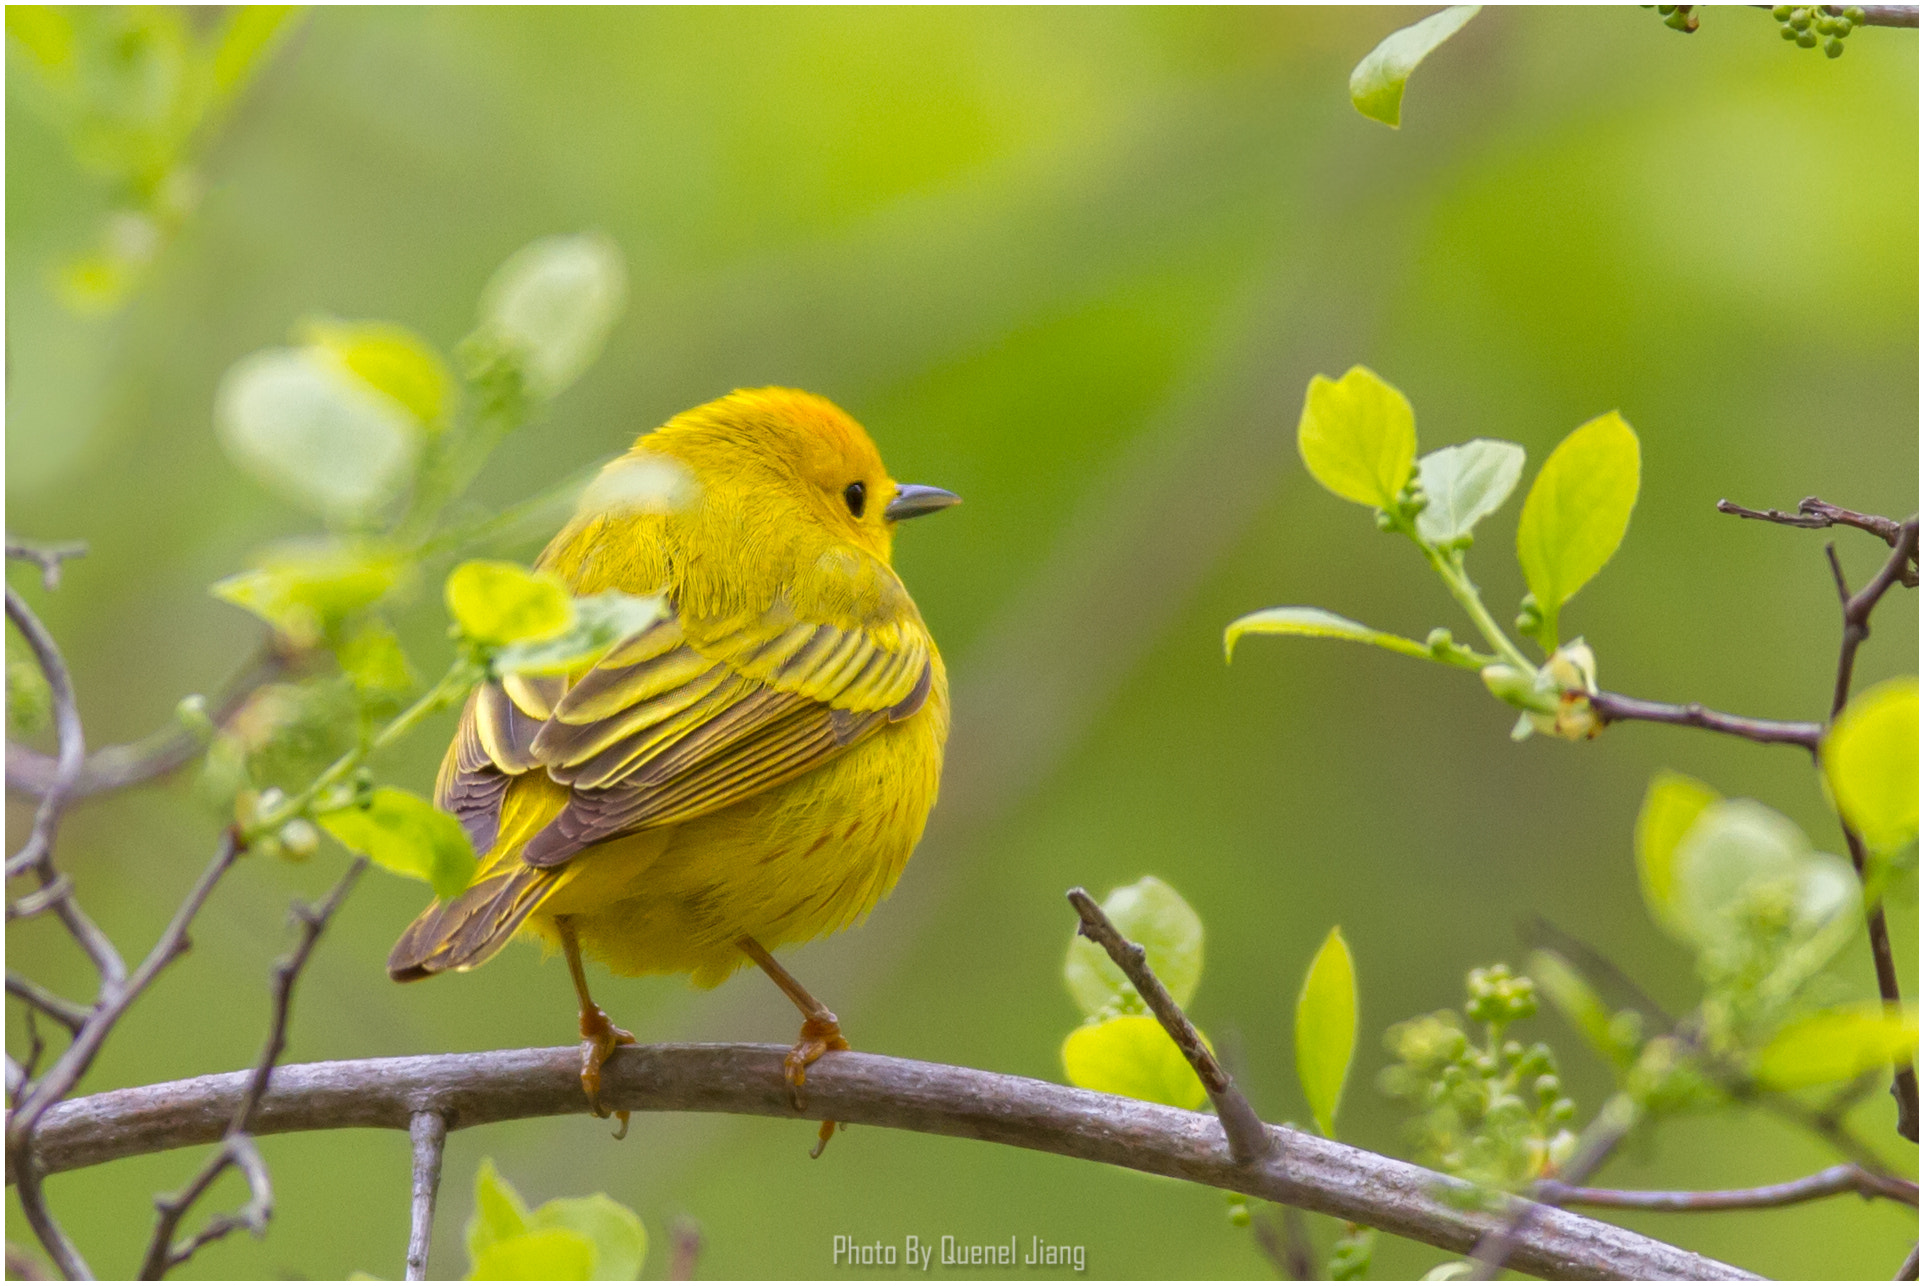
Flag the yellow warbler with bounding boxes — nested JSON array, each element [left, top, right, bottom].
[[388, 388, 956, 1145]]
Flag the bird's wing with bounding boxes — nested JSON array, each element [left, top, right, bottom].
[[435, 598, 932, 869]]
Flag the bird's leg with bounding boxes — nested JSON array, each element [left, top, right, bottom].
[[738, 935, 849, 1157], [559, 915, 635, 1138]]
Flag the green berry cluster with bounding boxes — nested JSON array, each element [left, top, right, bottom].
[[1378, 965, 1579, 1196], [1773, 5, 1865, 56], [1650, 5, 1700, 33]]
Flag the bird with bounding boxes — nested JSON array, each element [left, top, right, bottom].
[[387, 387, 957, 1151]]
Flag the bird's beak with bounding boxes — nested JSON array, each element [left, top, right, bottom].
[[885, 484, 961, 522]]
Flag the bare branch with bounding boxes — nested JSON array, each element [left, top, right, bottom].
[[1719, 497, 1918, 580], [6, 974, 89, 1033], [12, 1044, 1757, 1281], [1541, 1163, 1917, 1212], [1898, 1243, 1920, 1281], [138, 858, 365, 1279], [1586, 692, 1821, 748], [5, 539, 87, 591], [405, 1111, 447, 1282], [1067, 887, 1274, 1165]]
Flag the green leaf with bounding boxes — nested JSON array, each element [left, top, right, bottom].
[[318, 787, 477, 900], [1823, 678, 1919, 857], [492, 591, 667, 677], [304, 319, 456, 431], [1060, 1014, 1209, 1110], [466, 1158, 530, 1264], [1635, 771, 1721, 940], [1414, 439, 1525, 546], [215, 347, 424, 518], [1527, 948, 1625, 1067], [1297, 366, 1417, 510], [210, 541, 406, 647], [476, 233, 628, 398], [6, 7, 76, 75], [1295, 926, 1358, 1137], [1515, 412, 1640, 649], [337, 619, 415, 695], [1064, 876, 1204, 1017], [1224, 607, 1432, 664], [530, 1195, 647, 1282], [1671, 798, 1809, 946], [1754, 1004, 1920, 1090], [446, 561, 576, 647], [1349, 6, 1482, 128], [469, 1229, 596, 1281], [208, 5, 298, 96]]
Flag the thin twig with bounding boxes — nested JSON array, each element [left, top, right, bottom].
[[1898, 1244, 1920, 1281], [1585, 692, 1821, 748], [1719, 497, 1917, 581], [405, 1111, 448, 1281], [11, 1044, 1759, 1281], [6, 539, 87, 591], [1066, 887, 1275, 1165], [1822, 520, 1922, 1144], [6, 643, 297, 802], [6, 974, 89, 1033], [137, 858, 366, 1279], [1540, 1163, 1917, 1212]]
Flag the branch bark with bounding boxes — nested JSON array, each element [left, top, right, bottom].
[[1540, 1163, 1917, 1212], [1586, 692, 1821, 748], [405, 1111, 447, 1282], [10, 1044, 1758, 1281]]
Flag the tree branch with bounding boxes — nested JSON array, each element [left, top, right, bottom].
[[1586, 692, 1821, 748], [1719, 497, 1919, 585], [1540, 1163, 1917, 1212], [405, 1111, 447, 1282], [137, 858, 365, 1279], [9, 1045, 1757, 1281], [1067, 887, 1274, 1165]]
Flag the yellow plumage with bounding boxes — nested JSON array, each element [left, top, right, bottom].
[[389, 388, 952, 1010]]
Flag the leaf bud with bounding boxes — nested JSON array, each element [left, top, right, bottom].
[[1826, 36, 1844, 55], [1374, 510, 1396, 532], [1797, 29, 1819, 45], [175, 694, 215, 740], [278, 818, 320, 861], [1770, 3, 1791, 16]]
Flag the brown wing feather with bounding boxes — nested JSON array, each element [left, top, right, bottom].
[[386, 861, 558, 980]]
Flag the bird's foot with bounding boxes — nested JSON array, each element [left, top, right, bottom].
[[579, 1004, 636, 1139], [783, 1012, 850, 1158]]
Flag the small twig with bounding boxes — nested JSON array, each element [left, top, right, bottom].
[[138, 858, 366, 1279], [5, 1242, 52, 1280], [1822, 520, 1922, 1144], [1540, 1162, 1917, 1212], [1469, 1093, 1640, 1279], [1719, 496, 1915, 572], [405, 1110, 447, 1281], [5, 539, 87, 591], [1898, 1244, 1920, 1281], [1585, 691, 1821, 747], [5, 974, 89, 1033], [667, 1216, 703, 1281], [1067, 887, 1275, 1165]]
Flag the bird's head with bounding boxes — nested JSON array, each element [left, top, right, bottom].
[[634, 387, 959, 567]]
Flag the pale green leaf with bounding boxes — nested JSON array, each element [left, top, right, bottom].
[[216, 347, 423, 518], [492, 591, 666, 676], [318, 787, 477, 900], [1064, 876, 1204, 1017], [304, 318, 456, 431], [1349, 6, 1482, 128], [469, 1229, 596, 1282], [1224, 606, 1432, 664], [1297, 366, 1417, 510], [210, 540, 406, 647], [6, 7, 76, 75], [530, 1195, 647, 1281], [445, 561, 575, 647], [1672, 799, 1809, 946], [1295, 926, 1358, 1137], [209, 5, 299, 96], [1754, 1004, 1920, 1090], [1527, 948, 1623, 1066], [1060, 1014, 1209, 1110], [337, 619, 414, 695], [466, 1158, 529, 1264], [1515, 412, 1640, 647], [1414, 439, 1525, 545], [1635, 771, 1721, 940], [478, 233, 628, 398], [1823, 678, 1919, 857]]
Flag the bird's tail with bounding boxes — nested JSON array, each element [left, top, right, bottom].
[[387, 861, 560, 981]]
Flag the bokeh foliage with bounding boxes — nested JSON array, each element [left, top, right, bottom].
[[6, 7, 1916, 1279]]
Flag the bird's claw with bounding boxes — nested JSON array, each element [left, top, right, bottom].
[[783, 1013, 849, 1157], [578, 1004, 636, 1138]]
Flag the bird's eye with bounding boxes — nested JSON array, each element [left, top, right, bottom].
[[843, 481, 866, 518]]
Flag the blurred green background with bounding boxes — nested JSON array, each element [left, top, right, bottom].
[[7, 6, 1917, 1279]]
